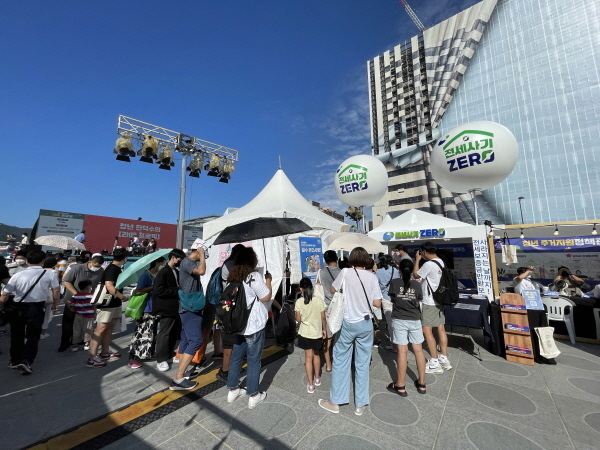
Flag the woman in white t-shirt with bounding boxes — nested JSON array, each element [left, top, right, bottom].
[[225, 247, 272, 410], [319, 247, 382, 416]]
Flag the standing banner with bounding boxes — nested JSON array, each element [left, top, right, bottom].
[[298, 237, 324, 284], [521, 289, 544, 310], [472, 238, 493, 300]]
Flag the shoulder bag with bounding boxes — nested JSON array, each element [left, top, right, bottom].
[[354, 268, 380, 330], [178, 276, 205, 313], [91, 280, 114, 307], [326, 269, 346, 334], [314, 270, 325, 301]]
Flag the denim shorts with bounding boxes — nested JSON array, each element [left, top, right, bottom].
[[392, 318, 424, 345]]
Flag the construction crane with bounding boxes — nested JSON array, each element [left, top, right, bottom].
[[399, 0, 426, 33]]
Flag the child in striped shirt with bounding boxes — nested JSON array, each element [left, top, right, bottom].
[[70, 279, 95, 352]]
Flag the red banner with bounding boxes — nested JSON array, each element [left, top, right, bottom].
[[82, 215, 177, 253]]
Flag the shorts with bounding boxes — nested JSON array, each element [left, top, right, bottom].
[[392, 318, 424, 345], [421, 304, 445, 327], [222, 331, 235, 349], [297, 335, 323, 351], [96, 306, 122, 323]]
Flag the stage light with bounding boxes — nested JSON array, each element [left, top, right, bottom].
[[204, 153, 222, 177], [219, 159, 234, 183], [114, 133, 136, 162], [157, 145, 175, 170], [554, 224, 559, 235], [137, 135, 159, 163], [593, 224, 597, 235], [187, 153, 204, 178], [520, 228, 524, 239]]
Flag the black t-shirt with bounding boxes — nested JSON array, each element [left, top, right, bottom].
[[102, 263, 123, 308], [0, 266, 10, 283], [389, 278, 423, 321]]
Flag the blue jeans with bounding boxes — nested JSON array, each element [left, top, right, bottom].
[[178, 311, 203, 356], [330, 319, 373, 407], [226, 328, 265, 396]]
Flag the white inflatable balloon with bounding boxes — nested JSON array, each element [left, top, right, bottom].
[[335, 155, 388, 207], [430, 121, 518, 193]]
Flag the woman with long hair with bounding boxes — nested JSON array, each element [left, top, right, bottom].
[[295, 277, 327, 394], [225, 247, 272, 410], [387, 258, 426, 395], [319, 247, 382, 416]]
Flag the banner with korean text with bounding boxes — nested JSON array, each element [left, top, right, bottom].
[[298, 237, 324, 285]]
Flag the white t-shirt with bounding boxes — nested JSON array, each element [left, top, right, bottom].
[[513, 277, 535, 295], [240, 271, 271, 336], [332, 268, 382, 323], [2, 266, 59, 303], [417, 258, 444, 306]]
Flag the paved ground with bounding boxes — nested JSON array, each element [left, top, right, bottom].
[[1, 310, 600, 450]]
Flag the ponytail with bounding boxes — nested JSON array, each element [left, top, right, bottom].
[[299, 277, 313, 305], [399, 258, 415, 292]]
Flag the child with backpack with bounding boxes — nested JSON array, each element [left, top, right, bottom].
[[294, 277, 327, 394]]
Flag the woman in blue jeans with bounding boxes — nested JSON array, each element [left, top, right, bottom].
[[319, 247, 382, 416], [225, 247, 272, 410]]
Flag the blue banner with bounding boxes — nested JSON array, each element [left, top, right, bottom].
[[495, 236, 600, 252], [521, 289, 545, 310], [299, 237, 324, 285]]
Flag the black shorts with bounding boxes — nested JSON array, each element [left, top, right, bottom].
[[297, 335, 323, 351], [222, 331, 235, 349]]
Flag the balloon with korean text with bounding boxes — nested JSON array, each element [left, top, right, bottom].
[[334, 155, 388, 207], [430, 121, 519, 193]]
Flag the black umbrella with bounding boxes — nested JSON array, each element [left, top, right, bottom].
[[213, 217, 313, 271]]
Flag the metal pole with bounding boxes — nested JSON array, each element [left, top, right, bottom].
[[518, 196, 525, 224], [469, 190, 479, 225], [176, 154, 187, 249]]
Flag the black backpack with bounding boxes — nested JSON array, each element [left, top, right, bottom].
[[275, 302, 297, 345], [215, 276, 255, 334], [425, 260, 459, 306]]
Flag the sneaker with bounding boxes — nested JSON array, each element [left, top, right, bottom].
[[169, 378, 198, 391], [83, 342, 90, 351], [128, 360, 142, 369], [425, 361, 444, 374], [212, 352, 224, 360], [318, 399, 339, 414], [227, 388, 247, 403], [17, 361, 33, 375], [373, 340, 381, 348], [100, 352, 121, 361], [439, 359, 453, 371], [355, 406, 366, 416], [86, 357, 106, 368], [40, 333, 50, 340], [172, 356, 180, 363], [383, 344, 397, 353], [157, 361, 170, 372], [8, 361, 19, 369], [314, 378, 321, 387], [248, 392, 267, 409], [70, 345, 79, 352], [307, 384, 315, 394], [216, 368, 228, 383]]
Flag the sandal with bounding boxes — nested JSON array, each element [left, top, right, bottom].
[[387, 382, 408, 397], [414, 379, 426, 395], [307, 384, 315, 394]]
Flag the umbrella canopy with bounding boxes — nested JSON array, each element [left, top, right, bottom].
[[116, 248, 172, 289], [325, 232, 387, 254], [34, 235, 86, 251], [213, 217, 312, 245]]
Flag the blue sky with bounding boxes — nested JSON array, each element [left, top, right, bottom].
[[2, 0, 479, 228]]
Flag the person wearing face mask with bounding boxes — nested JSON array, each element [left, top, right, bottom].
[[86, 248, 130, 367], [9, 251, 29, 276], [60, 255, 105, 352], [513, 266, 536, 295], [152, 249, 186, 375], [127, 257, 166, 369]]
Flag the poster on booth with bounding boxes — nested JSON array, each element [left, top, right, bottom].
[[217, 242, 252, 266], [472, 238, 493, 300], [298, 237, 324, 284], [521, 289, 544, 310]]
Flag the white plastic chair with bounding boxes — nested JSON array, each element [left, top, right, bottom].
[[541, 296, 576, 344]]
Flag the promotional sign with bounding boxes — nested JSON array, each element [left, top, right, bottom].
[[430, 121, 519, 193], [472, 238, 493, 300], [36, 209, 85, 238], [334, 155, 388, 207], [217, 242, 252, 266], [521, 289, 544, 310], [508, 236, 600, 251], [298, 237, 324, 284], [383, 228, 446, 240]]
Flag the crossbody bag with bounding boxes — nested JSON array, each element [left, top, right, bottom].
[[354, 268, 380, 330]]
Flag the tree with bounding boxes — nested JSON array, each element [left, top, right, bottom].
[[345, 207, 364, 230]]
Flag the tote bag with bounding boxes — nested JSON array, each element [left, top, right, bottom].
[[91, 283, 113, 307], [535, 327, 561, 359], [326, 271, 346, 334], [314, 270, 325, 301]]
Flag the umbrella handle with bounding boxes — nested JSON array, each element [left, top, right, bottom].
[[263, 238, 268, 273]]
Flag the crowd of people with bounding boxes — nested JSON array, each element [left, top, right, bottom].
[[0, 239, 456, 414]]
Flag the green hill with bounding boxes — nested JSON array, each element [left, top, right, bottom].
[[0, 223, 32, 241]]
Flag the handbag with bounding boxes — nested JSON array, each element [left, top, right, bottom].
[[355, 268, 380, 330], [314, 270, 325, 301], [178, 290, 206, 313], [91, 282, 113, 307], [124, 292, 148, 320], [535, 327, 561, 359], [326, 270, 346, 334]]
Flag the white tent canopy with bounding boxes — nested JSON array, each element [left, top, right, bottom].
[[203, 169, 344, 240]]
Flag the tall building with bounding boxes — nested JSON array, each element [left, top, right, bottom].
[[368, 0, 600, 227]]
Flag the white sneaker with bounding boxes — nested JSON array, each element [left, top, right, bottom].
[[248, 392, 267, 409], [227, 388, 246, 403], [440, 359, 453, 371], [40, 333, 50, 340], [425, 361, 443, 374], [70, 345, 79, 352], [157, 361, 170, 372], [355, 406, 366, 416]]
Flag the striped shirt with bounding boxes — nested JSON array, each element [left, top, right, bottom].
[[71, 292, 94, 318]]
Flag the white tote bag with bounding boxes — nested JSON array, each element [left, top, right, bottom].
[[535, 327, 561, 359], [314, 270, 325, 301], [326, 271, 346, 334]]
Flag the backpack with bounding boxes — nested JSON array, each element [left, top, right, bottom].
[[275, 302, 297, 345], [425, 260, 459, 306], [206, 266, 224, 306], [215, 276, 256, 334]]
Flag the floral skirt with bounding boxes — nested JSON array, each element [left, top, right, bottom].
[[129, 313, 157, 360]]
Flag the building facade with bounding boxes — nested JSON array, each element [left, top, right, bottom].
[[368, 0, 600, 226]]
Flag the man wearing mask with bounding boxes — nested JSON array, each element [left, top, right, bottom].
[[9, 251, 29, 276], [87, 248, 130, 367], [59, 255, 105, 352], [153, 249, 186, 373], [513, 266, 536, 295]]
